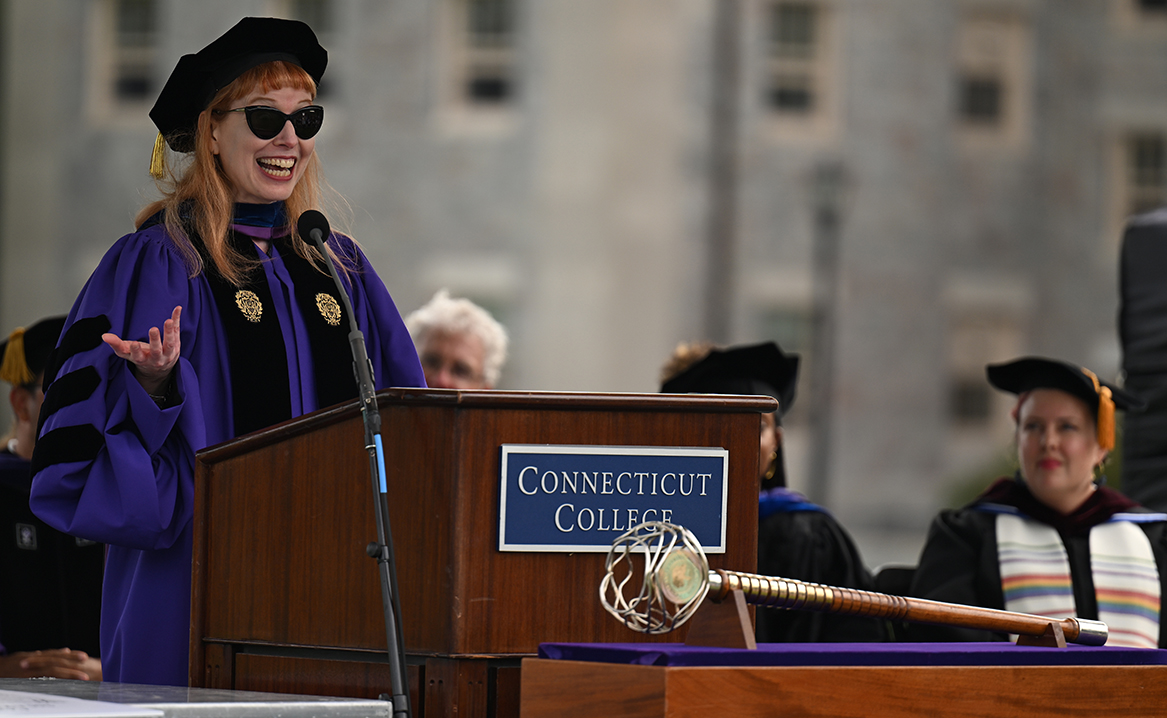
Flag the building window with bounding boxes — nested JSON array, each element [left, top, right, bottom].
[[462, 0, 517, 104], [435, 0, 521, 134], [950, 377, 992, 424], [959, 76, 1002, 125], [113, 0, 157, 102], [765, 2, 819, 114], [954, 14, 1031, 149], [1127, 133, 1167, 215], [945, 312, 1024, 429]]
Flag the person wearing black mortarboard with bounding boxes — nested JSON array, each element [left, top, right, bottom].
[[661, 341, 887, 642], [27, 18, 425, 685], [0, 318, 102, 681], [909, 357, 1167, 647]]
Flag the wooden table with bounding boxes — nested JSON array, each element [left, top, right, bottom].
[[520, 643, 1167, 717]]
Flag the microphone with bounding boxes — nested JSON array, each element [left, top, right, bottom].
[[297, 209, 353, 335], [296, 209, 371, 394], [295, 209, 412, 718], [297, 209, 331, 248], [294, 209, 373, 430]]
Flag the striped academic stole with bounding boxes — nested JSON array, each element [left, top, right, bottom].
[[1091, 516, 1163, 648], [994, 510, 1163, 648]]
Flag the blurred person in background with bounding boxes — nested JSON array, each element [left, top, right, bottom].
[[406, 289, 508, 390], [661, 341, 886, 642], [0, 317, 102, 680], [1, 318, 64, 472], [910, 357, 1167, 647]]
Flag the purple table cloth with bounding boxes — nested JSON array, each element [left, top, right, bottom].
[[538, 642, 1167, 667]]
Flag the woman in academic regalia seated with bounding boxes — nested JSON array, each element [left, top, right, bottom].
[[909, 357, 1167, 648], [28, 18, 424, 686], [661, 341, 886, 642], [0, 318, 103, 680]]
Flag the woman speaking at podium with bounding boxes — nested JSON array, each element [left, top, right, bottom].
[[28, 18, 424, 685]]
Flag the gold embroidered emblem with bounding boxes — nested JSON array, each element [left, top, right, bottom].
[[234, 290, 263, 323], [316, 293, 342, 326]]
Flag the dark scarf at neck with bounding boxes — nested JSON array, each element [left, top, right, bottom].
[[975, 474, 1142, 536], [232, 202, 288, 228]]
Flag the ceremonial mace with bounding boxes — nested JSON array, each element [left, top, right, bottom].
[[600, 521, 1108, 647]]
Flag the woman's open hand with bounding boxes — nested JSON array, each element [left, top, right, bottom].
[[102, 306, 182, 396]]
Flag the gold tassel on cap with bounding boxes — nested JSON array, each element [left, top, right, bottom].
[[0, 328, 33, 386], [1082, 368, 1116, 451], [149, 132, 166, 179]]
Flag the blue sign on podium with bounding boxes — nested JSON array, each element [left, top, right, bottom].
[[498, 444, 729, 552]]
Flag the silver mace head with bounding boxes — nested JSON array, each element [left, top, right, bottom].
[[599, 520, 711, 634]]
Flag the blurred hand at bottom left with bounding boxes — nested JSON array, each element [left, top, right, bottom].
[[0, 648, 101, 681]]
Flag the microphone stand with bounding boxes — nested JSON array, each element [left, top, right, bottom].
[[307, 227, 411, 718]]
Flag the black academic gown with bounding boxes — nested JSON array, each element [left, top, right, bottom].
[[908, 477, 1167, 646], [755, 492, 887, 642], [0, 448, 103, 655]]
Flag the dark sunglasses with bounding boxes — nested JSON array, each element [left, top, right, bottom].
[[215, 105, 325, 141]]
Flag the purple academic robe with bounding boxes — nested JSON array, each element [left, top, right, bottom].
[[29, 222, 425, 686]]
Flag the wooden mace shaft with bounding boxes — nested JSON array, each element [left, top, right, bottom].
[[708, 569, 1108, 646]]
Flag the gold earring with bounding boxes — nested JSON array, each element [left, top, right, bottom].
[[763, 451, 778, 481]]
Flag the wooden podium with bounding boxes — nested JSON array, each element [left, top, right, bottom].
[[189, 389, 770, 717]]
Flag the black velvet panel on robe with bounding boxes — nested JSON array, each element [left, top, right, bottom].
[[189, 228, 359, 436]]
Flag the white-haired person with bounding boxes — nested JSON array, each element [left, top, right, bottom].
[[406, 290, 508, 390]]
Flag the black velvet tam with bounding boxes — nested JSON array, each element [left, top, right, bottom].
[[661, 341, 799, 418], [150, 17, 327, 152], [986, 356, 1144, 413]]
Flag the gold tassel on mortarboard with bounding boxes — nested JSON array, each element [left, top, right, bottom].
[[1082, 368, 1116, 451], [0, 328, 33, 386], [149, 132, 166, 179]]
